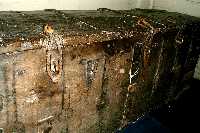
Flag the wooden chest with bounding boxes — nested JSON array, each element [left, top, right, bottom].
[[0, 9, 199, 133]]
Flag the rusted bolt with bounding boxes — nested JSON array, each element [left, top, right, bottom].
[[43, 23, 54, 34]]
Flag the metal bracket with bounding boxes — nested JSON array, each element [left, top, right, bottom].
[[80, 59, 98, 88], [41, 26, 63, 82]]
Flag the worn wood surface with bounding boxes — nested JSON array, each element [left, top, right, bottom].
[[0, 9, 200, 133], [0, 9, 199, 53]]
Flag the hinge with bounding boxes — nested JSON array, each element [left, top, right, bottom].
[[41, 24, 64, 83]]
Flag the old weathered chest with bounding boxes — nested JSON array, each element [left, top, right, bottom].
[[0, 9, 200, 133]]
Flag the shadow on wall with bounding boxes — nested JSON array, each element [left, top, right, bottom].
[[0, 0, 134, 10], [175, 0, 200, 17]]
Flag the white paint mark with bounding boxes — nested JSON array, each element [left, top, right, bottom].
[[129, 68, 139, 84], [25, 90, 39, 103], [119, 68, 125, 74], [38, 116, 54, 123]]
